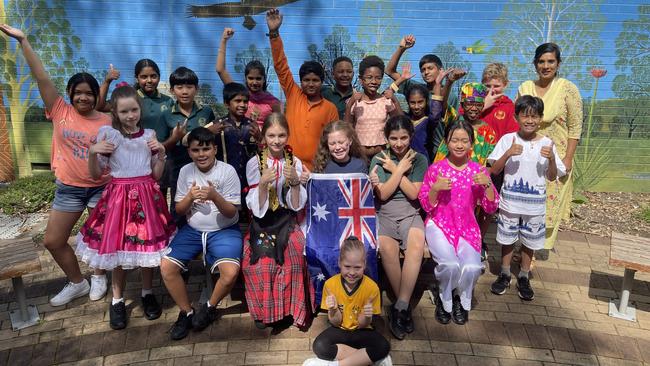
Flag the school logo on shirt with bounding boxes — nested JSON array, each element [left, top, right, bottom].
[[199, 117, 207, 126], [160, 104, 169, 112], [495, 110, 506, 120]]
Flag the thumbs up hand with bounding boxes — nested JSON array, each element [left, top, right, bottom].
[[89, 135, 115, 155], [105, 64, 120, 83], [363, 295, 376, 318], [299, 166, 311, 185], [472, 166, 491, 187], [369, 165, 380, 187], [507, 136, 523, 158], [540, 141, 555, 161], [433, 172, 452, 191]]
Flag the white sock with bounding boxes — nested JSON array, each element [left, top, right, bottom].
[[206, 300, 214, 308], [328, 361, 339, 366], [91, 274, 106, 279], [141, 288, 153, 297], [186, 309, 194, 316], [112, 297, 124, 305]]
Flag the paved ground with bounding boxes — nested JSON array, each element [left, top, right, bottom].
[[0, 226, 649, 366]]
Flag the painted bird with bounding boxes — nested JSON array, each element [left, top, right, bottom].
[[187, 0, 299, 30], [463, 39, 488, 55]]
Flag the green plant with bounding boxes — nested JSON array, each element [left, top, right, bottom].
[[638, 206, 650, 223], [0, 172, 56, 215]]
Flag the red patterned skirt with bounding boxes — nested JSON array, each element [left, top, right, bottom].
[[242, 226, 315, 328]]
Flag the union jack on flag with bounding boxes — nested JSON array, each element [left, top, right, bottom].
[[305, 173, 379, 306]]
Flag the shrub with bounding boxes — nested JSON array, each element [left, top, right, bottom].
[[0, 172, 56, 215]]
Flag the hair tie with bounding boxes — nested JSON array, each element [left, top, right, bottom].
[[115, 81, 129, 88]]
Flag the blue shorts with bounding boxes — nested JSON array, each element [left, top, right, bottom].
[[165, 224, 243, 273], [51, 180, 105, 212]]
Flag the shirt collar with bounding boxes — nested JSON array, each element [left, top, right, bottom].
[[136, 88, 161, 99]]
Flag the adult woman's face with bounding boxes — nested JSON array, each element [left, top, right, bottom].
[[535, 52, 559, 81]]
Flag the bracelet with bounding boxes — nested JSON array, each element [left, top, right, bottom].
[[266, 30, 279, 38], [157, 153, 167, 161], [484, 181, 492, 188], [431, 94, 444, 101], [289, 180, 300, 187], [389, 82, 399, 92]]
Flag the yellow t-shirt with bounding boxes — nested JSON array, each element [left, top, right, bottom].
[[321, 274, 381, 330]]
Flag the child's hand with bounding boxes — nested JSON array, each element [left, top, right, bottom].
[[206, 120, 226, 135], [266, 8, 283, 32], [0, 24, 26, 41], [484, 87, 503, 111], [382, 88, 394, 100], [171, 119, 189, 141], [369, 165, 380, 187], [284, 161, 299, 186], [260, 164, 277, 187], [222, 27, 235, 40], [189, 181, 203, 201], [376, 151, 398, 173], [433, 173, 452, 191], [506, 136, 523, 157], [248, 124, 261, 143], [325, 294, 338, 311], [105, 64, 120, 83], [363, 295, 376, 318], [540, 141, 555, 161], [399, 34, 415, 50], [350, 91, 364, 105], [472, 167, 491, 187], [203, 181, 219, 202], [299, 166, 311, 185], [396, 149, 416, 174], [447, 68, 467, 82], [89, 138, 115, 155], [147, 138, 165, 157], [435, 68, 453, 86], [401, 62, 415, 81]]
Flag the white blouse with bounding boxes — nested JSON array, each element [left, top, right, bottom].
[[97, 126, 160, 178], [245, 154, 307, 218]]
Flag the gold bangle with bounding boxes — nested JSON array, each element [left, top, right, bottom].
[[431, 95, 444, 101], [389, 82, 399, 92]]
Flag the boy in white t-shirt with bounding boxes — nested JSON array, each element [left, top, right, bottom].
[[487, 95, 565, 301], [160, 127, 242, 340]]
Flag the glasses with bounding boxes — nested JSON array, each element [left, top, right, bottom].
[[361, 76, 383, 82]]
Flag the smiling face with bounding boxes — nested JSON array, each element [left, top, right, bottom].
[[327, 130, 352, 163], [387, 128, 411, 157], [115, 97, 141, 132], [483, 77, 507, 96], [407, 92, 427, 119], [301, 73, 323, 98], [360, 66, 383, 95], [420, 62, 441, 84], [245, 68, 265, 93], [535, 52, 559, 81], [461, 101, 484, 122], [188, 140, 217, 172], [333, 61, 354, 89], [70, 82, 96, 114], [228, 94, 249, 119], [137, 66, 160, 95], [171, 84, 197, 107], [516, 110, 542, 138], [263, 123, 288, 157], [339, 249, 366, 288], [447, 128, 472, 160]]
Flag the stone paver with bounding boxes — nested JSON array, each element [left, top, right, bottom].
[[0, 228, 648, 365]]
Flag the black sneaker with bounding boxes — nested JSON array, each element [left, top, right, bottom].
[[192, 303, 219, 330], [170, 310, 193, 340], [491, 273, 512, 295], [254, 320, 267, 329], [109, 301, 127, 330], [399, 307, 414, 334], [142, 294, 162, 320], [517, 276, 535, 301], [451, 295, 468, 325], [432, 287, 451, 325], [387, 305, 406, 340]]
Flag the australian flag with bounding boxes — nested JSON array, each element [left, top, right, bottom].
[[305, 173, 379, 306]]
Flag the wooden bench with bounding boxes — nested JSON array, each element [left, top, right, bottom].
[[608, 232, 650, 322], [0, 237, 42, 330]]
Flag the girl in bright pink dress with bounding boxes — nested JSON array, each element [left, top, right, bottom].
[[418, 119, 498, 326], [76, 85, 175, 330]]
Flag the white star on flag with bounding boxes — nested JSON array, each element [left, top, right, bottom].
[[312, 202, 330, 222], [317, 273, 326, 281]]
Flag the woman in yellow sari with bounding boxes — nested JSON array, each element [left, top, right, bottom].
[[517, 43, 583, 258]]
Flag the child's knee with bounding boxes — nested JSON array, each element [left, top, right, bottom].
[[311, 336, 337, 360], [160, 259, 181, 279], [368, 336, 391, 362], [216, 263, 240, 286]]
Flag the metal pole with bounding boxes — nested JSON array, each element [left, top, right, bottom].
[[11, 277, 28, 320], [618, 268, 636, 313]]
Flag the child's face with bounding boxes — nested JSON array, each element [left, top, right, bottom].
[[447, 128, 472, 160], [408, 92, 427, 119], [246, 68, 264, 93], [535, 52, 559, 81], [461, 101, 484, 122], [327, 130, 352, 163], [264, 124, 288, 156], [339, 249, 366, 287], [171, 84, 198, 106], [333, 61, 354, 89], [228, 94, 249, 119], [137, 66, 160, 94], [483, 78, 507, 96], [301, 73, 323, 98], [360, 66, 383, 95], [420, 62, 440, 84], [188, 140, 217, 172], [387, 128, 411, 157], [115, 97, 141, 131], [70, 82, 96, 115], [516, 111, 542, 136]]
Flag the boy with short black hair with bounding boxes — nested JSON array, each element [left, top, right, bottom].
[[488, 96, 565, 301], [322, 56, 355, 118], [160, 127, 242, 340]]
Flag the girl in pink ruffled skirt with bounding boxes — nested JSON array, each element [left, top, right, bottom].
[[76, 84, 175, 329]]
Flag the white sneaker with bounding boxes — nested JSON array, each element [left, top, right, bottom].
[[89, 274, 108, 301], [50, 279, 91, 306], [374, 355, 393, 366], [302, 358, 331, 366]]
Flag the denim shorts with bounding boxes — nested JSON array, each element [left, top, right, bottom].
[[51, 180, 106, 212]]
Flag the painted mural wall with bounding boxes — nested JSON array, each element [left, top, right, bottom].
[[1, 0, 649, 192]]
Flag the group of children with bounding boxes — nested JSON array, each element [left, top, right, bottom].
[[2, 7, 569, 366]]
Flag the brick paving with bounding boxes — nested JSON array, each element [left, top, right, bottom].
[[0, 226, 649, 365]]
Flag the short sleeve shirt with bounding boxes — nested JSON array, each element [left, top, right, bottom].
[[369, 150, 428, 201], [321, 274, 381, 330], [159, 102, 216, 168], [323, 157, 368, 174], [137, 89, 173, 141], [175, 161, 241, 232]]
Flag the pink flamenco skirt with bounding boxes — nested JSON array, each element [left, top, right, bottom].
[[76, 175, 176, 270]]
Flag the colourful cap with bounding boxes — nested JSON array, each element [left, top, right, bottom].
[[460, 82, 488, 103]]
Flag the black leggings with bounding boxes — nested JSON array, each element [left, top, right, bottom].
[[312, 326, 391, 362]]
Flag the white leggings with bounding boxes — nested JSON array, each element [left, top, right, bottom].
[[425, 221, 482, 313]]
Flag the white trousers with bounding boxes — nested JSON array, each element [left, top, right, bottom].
[[425, 221, 482, 313]]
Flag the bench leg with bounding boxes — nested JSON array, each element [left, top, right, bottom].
[[9, 277, 40, 331], [609, 268, 637, 322]]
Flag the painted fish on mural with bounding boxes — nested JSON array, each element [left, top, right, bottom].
[[186, 0, 300, 30]]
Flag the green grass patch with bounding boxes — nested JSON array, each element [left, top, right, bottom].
[[638, 206, 650, 223], [0, 172, 56, 215]]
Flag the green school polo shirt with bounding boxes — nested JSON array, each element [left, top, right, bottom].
[[160, 101, 216, 166], [137, 89, 173, 142], [321, 85, 354, 119], [369, 149, 428, 201]]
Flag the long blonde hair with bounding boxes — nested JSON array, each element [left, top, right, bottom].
[[109, 85, 143, 136], [339, 236, 367, 263], [313, 120, 365, 172]]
